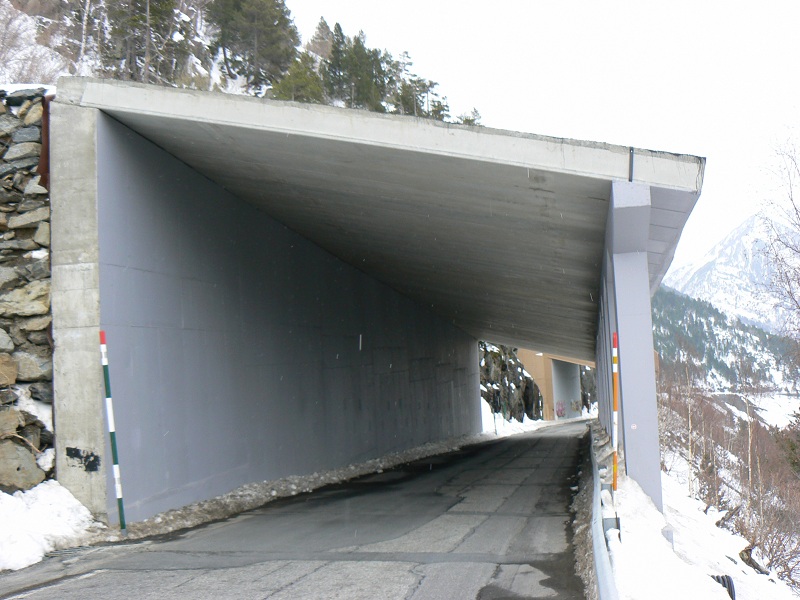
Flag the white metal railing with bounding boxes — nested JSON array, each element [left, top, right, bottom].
[[591, 426, 620, 600]]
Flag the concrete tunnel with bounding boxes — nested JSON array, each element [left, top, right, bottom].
[[50, 78, 704, 524]]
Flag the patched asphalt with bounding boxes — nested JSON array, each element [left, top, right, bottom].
[[1, 421, 588, 599]]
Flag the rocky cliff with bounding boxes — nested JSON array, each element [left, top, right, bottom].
[[479, 341, 542, 422]]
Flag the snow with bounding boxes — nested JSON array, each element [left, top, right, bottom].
[[752, 392, 800, 430], [35, 448, 54, 472], [664, 215, 786, 334], [15, 387, 52, 433], [480, 397, 555, 436], [0, 481, 101, 571], [0, 84, 56, 96], [26, 249, 49, 260], [0, 1, 68, 85], [609, 470, 797, 600]]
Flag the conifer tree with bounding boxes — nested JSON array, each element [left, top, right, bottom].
[[429, 96, 450, 121], [272, 52, 324, 103], [321, 24, 391, 111], [347, 31, 388, 111], [208, 0, 298, 92], [106, 0, 183, 82], [321, 22, 348, 102], [457, 108, 482, 126], [305, 17, 332, 60], [104, 0, 195, 84]]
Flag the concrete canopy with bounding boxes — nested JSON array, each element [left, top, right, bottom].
[[58, 78, 704, 362]]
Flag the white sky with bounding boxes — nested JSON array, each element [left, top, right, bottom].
[[285, 0, 800, 268]]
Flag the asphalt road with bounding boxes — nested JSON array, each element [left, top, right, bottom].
[[1, 421, 588, 599]]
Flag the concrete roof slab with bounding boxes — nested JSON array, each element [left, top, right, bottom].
[[56, 78, 704, 362]]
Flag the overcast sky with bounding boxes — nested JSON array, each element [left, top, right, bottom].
[[285, 0, 800, 268]]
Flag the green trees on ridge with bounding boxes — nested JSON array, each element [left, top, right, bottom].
[[13, 1, 479, 123]]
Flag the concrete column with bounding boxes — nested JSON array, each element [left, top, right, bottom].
[[50, 103, 108, 518], [540, 356, 555, 420], [517, 350, 555, 420], [551, 359, 581, 419], [607, 181, 663, 511]]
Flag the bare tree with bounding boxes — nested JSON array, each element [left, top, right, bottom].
[[0, 0, 66, 83], [765, 146, 800, 345]]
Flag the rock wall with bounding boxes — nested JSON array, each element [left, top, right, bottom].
[[0, 88, 54, 493], [479, 341, 542, 422]]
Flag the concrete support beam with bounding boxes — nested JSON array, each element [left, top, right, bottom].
[[50, 103, 107, 518], [613, 251, 662, 510], [606, 181, 663, 511]]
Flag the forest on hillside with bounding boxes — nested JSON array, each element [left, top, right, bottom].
[[653, 285, 800, 589], [652, 285, 800, 393], [1, 0, 481, 124]]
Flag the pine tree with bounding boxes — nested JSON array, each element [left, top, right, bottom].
[[206, 0, 242, 76], [386, 52, 449, 121], [305, 17, 332, 60], [208, 0, 298, 92], [429, 96, 450, 121], [347, 31, 387, 111], [321, 22, 348, 102], [321, 25, 391, 111], [394, 80, 420, 116], [457, 108, 482, 126], [105, 0, 192, 84], [272, 52, 324, 103]]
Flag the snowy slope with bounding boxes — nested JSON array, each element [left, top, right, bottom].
[[0, 0, 68, 84], [612, 470, 797, 600], [652, 285, 800, 396], [665, 215, 785, 332]]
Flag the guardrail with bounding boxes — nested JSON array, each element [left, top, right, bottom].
[[591, 426, 620, 600]]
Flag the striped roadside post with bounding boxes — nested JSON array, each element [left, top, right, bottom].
[[100, 330, 127, 534], [612, 332, 620, 492]]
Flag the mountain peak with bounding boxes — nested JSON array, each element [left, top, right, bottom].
[[664, 213, 787, 332]]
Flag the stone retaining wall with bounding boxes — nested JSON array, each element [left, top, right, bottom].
[[0, 87, 54, 493]]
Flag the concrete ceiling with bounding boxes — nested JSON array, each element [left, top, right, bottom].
[[58, 78, 704, 362]]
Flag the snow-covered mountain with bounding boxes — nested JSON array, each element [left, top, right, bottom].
[[664, 214, 786, 333]]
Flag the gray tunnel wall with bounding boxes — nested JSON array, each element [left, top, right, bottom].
[[95, 114, 481, 523]]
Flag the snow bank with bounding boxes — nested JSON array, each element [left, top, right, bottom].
[[609, 476, 732, 599], [609, 472, 797, 600], [662, 474, 797, 600], [0, 481, 100, 571], [480, 396, 582, 435]]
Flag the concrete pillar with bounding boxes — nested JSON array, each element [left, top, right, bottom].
[[50, 103, 108, 518], [606, 181, 663, 511], [517, 350, 554, 420], [551, 359, 581, 419]]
